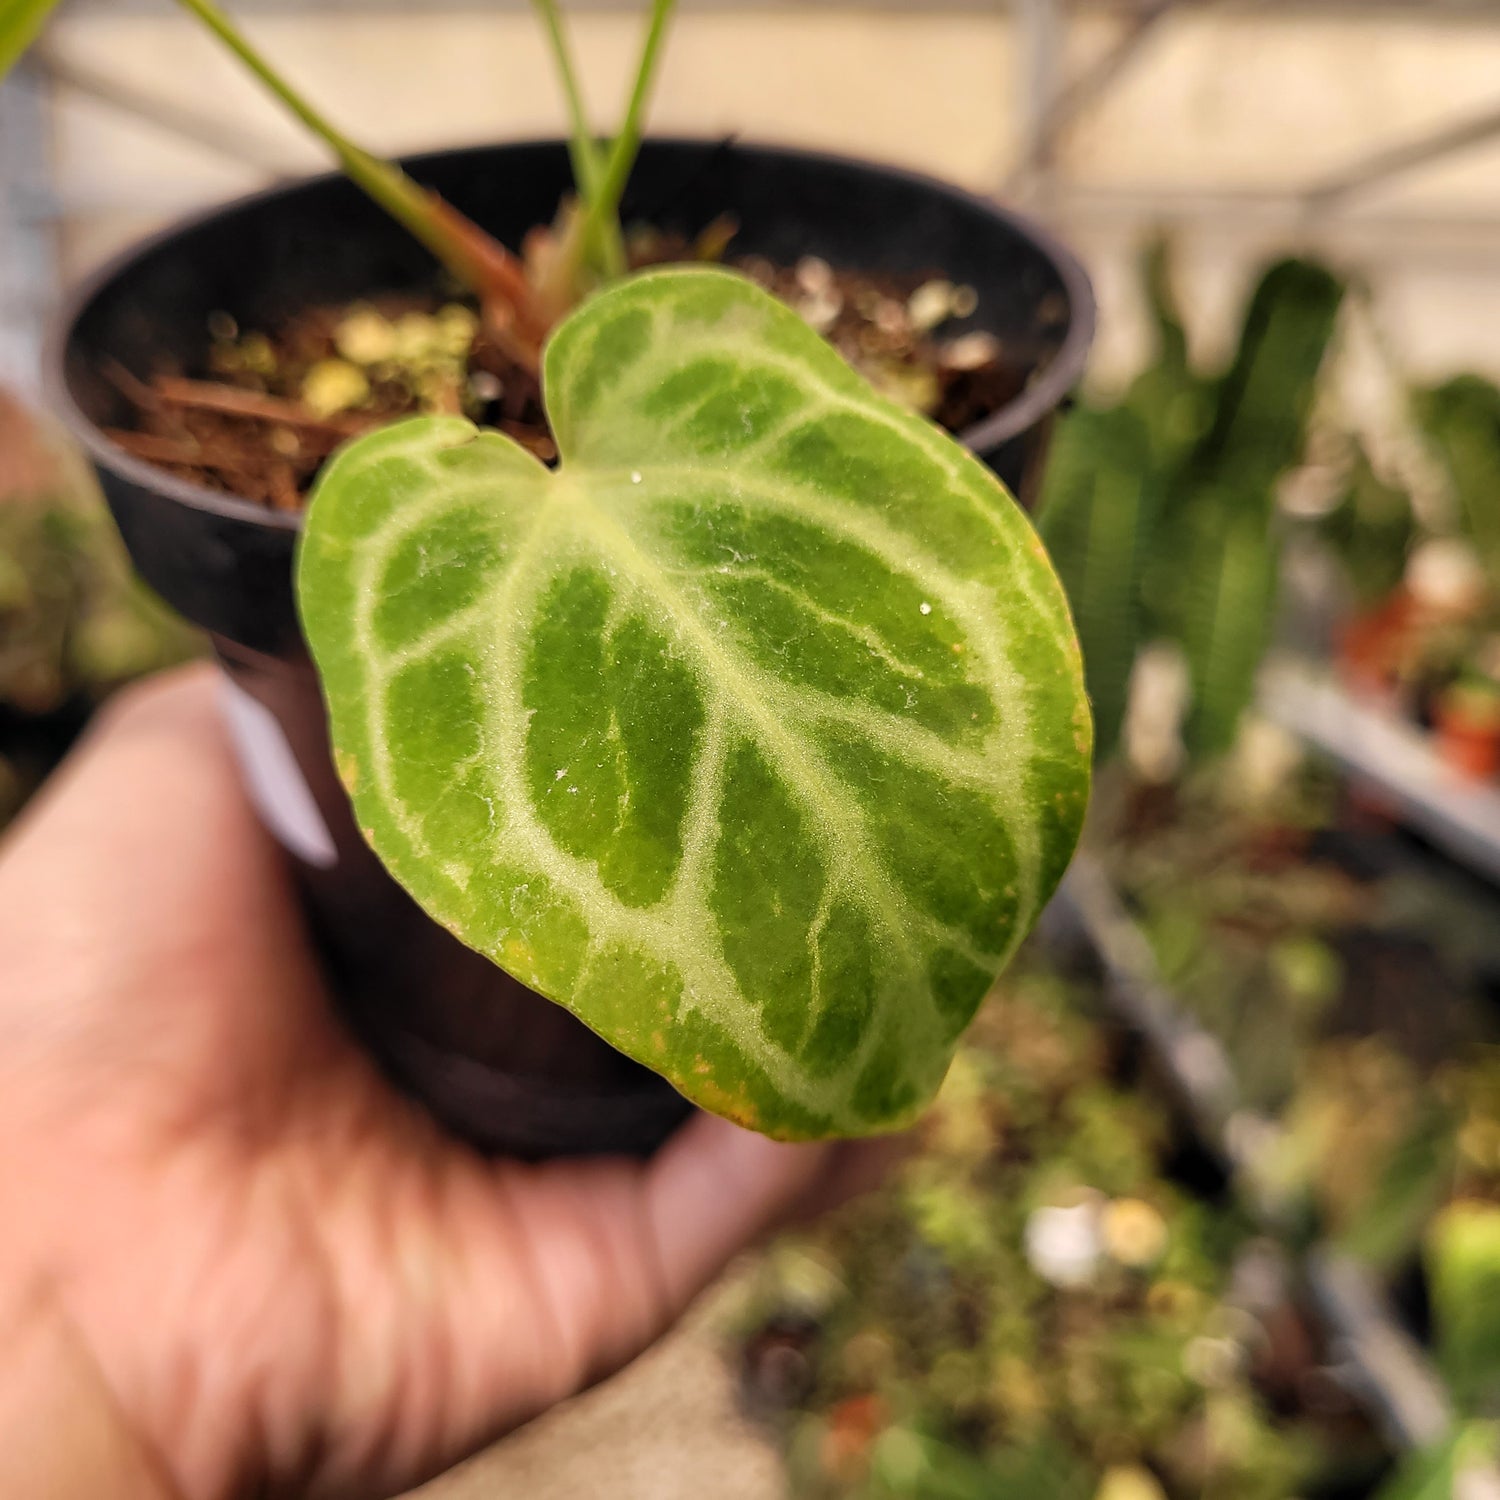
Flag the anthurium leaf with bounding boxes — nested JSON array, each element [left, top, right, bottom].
[[298, 267, 1090, 1138]]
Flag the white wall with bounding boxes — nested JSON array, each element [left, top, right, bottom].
[[27, 4, 1500, 388]]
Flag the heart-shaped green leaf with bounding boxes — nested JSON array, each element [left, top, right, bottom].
[[298, 266, 1089, 1138]]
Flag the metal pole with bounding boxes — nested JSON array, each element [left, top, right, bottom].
[[1012, 0, 1062, 208], [36, 48, 297, 175], [1305, 96, 1500, 212], [1004, 0, 1181, 195]]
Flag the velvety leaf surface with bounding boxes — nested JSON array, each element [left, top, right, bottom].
[[298, 267, 1090, 1138]]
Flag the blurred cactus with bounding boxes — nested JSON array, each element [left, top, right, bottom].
[[1039, 249, 1344, 768], [1174, 487, 1281, 757], [1122, 238, 1215, 477], [1192, 259, 1345, 494], [1040, 407, 1160, 759], [1165, 260, 1343, 756]]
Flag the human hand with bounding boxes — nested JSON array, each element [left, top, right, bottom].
[[0, 667, 889, 1500]]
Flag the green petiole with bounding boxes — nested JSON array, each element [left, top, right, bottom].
[[577, 0, 678, 278]]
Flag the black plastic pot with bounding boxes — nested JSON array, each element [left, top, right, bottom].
[[47, 138, 1095, 1158]]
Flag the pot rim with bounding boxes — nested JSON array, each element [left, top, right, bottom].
[[45, 134, 1096, 535]]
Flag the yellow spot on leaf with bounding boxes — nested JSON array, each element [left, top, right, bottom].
[[335, 749, 360, 791], [690, 1076, 759, 1129], [501, 937, 536, 971]]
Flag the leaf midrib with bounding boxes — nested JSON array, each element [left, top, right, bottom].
[[355, 438, 1043, 951], [349, 456, 924, 1104], [397, 462, 899, 1108], [311, 272, 1089, 1137], [351, 429, 1049, 1103], [352, 485, 831, 1105], [552, 466, 932, 996], [589, 457, 1044, 930]]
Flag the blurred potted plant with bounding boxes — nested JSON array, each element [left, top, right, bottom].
[[1433, 673, 1500, 781], [1323, 372, 1500, 734], [11, 0, 1097, 1154], [735, 960, 1385, 1499]]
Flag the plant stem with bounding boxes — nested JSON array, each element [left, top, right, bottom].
[[578, 0, 677, 275], [530, 0, 625, 279], [171, 0, 530, 315], [531, 0, 603, 194]]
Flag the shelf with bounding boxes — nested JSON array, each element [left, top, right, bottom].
[[1261, 658, 1500, 888], [1046, 854, 1475, 1464]]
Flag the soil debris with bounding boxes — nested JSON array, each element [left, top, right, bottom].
[[114, 241, 1055, 510]]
